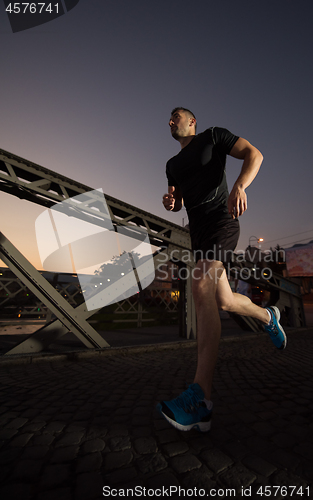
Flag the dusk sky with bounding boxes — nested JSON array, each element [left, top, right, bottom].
[[1, 0, 313, 270]]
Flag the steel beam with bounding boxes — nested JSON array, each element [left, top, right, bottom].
[[0, 233, 109, 353]]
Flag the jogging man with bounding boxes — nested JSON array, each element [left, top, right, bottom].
[[158, 107, 287, 432]]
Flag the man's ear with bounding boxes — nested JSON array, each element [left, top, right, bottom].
[[190, 118, 196, 129]]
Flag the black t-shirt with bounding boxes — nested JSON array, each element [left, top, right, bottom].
[[166, 127, 239, 216]]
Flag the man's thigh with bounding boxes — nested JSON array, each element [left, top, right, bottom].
[[192, 259, 224, 281], [192, 260, 225, 300]]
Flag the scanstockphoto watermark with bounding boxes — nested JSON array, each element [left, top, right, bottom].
[[103, 485, 238, 497], [156, 245, 282, 282], [157, 245, 285, 266], [157, 261, 273, 283], [35, 189, 155, 311]]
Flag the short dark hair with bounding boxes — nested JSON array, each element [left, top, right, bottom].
[[171, 107, 197, 132]]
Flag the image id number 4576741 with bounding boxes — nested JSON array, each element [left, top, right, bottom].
[[5, 3, 60, 14], [256, 485, 310, 496]]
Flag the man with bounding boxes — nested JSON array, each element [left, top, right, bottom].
[[158, 107, 286, 432]]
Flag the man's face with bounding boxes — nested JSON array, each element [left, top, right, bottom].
[[169, 110, 195, 140]]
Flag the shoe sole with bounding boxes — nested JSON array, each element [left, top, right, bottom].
[[270, 306, 287, 349], [157, 405, 212, 432]]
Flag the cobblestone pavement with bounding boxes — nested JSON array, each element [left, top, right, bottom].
[[0, 330, 312, 500]]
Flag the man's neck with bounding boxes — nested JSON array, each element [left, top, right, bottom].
[[179, 135, 196, 149]]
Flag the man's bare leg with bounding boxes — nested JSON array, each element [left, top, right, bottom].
[[215, 268, 269, 323], [193, 264, 281, 400], [192, 260, 225, 401], [157, 259, 286, 431]]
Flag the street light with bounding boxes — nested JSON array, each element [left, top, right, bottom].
[[249, 235, 264, 248]]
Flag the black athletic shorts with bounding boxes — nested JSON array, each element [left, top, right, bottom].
[[188, 207, 240, 265]]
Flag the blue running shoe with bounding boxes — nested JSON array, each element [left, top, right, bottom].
[[157, 383, 212, 432], [264, 306, 287, 350]]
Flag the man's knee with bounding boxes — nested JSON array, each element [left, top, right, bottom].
[[218, 299, 233, 312], [192, 261, 223, 302]]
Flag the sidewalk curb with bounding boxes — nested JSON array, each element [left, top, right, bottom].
[[0, 327, 311, 367]]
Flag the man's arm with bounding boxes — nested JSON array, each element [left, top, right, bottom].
[[228, 137, 263, 218], [162, 186, 183, 212]]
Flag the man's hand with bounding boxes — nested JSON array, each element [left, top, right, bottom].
[[228, 184, 247, 218], [163, 186, 176, 211]]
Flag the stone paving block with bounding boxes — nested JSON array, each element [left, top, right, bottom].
[[131, 426, 152, 438], [12, 458, 44, 480], [183, 433, 212, 454], [209, 427, 234, 444], [218, 463, 257, 492], [257, 410, 277, 421], [271, 469, 309, 489], [75, 472, 103, 500], [131, 415, 151, 426], [65, 424, 86, 433], [113, 407, 132, 416], [155, 428, 180, 444], [137, 452, 168, 474], [55, 431, 85, 447], [76, 452, 103, 473], [144, 471, 180, 489], [242, 454, 277, 477], [44, 421, 67, 434], [162, 441, 189, 457], [225, 440, 250, 461], [134, 436, 158, 454], [103, 450, 133, 472], [243, 435, 275, 455], [154, 419, 171, 430], [32, 432, 55, 446], [1, 411, 20, 419], [5, 417, 28, 429], [0, 428, 18, 440], [10, 432, 34, 447], [37, 487, 72, 500], [201, 448, 233, 474], [84, 426, 108, 440], [170, 453, 202, 474], [116, 478, 146, 490], [23, 421, 46, 433], [109, 435, 131, 451], [289, 414, 308, 425], [81, 438, 106, 454], [297, 459, 313, 483], [50, 445, 80, 463], [271, 432, 298, 449], [74, 411, 92, 421], [0, 415, 10, 427], [283, 424, 308, 440], [0, 465, 11, 483], [132, 406, 150, 416], [0, 447, 21, 464], [228, 423, 255, 439], [21, 445, 50, 460], [106, 425, 129, 438], [270, 448, 300, 471], [40, 464, 71, 489], [294, 443, 313, 461], [0, 482, 33, 500], [235, 411, 258, 424], [103, 466, 138, 486], [181, 466, 216, 492]]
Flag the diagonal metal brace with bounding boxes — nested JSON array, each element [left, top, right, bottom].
[[0, 232, 109, 354]]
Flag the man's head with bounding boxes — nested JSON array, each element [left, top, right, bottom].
[[169, 107, 197, 141]]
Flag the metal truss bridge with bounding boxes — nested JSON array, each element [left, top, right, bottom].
[[0, 148, 305, 355]]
